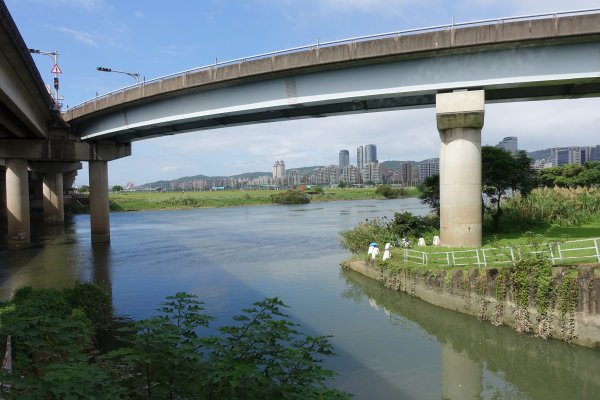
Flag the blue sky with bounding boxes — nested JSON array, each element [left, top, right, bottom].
[[6, 0, 600, 186]]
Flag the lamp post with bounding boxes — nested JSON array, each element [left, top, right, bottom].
[[96, 66, 141, 83], [29, 48, 62, 109]]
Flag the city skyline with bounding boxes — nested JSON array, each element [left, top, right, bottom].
[[6, 0, 600, 186]]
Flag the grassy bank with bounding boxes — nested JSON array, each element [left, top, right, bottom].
[[93, 187, 420, 212]]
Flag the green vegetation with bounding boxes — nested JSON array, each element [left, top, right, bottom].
[[0, 287, 348, 399], [340, 212, 439, 254], [63, 187, 420, 213], [482, 147, 537, 232], [538, 161, 600, 188], [418, 174, 439, 215], [374, 184, 404, 199], [271, 189, 311, 204]]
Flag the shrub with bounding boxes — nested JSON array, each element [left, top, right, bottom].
[[375, 185, 402, 199], [271, 189, 311, 204], [340, 218, 394, 254]]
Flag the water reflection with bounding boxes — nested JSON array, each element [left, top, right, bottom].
[[340, 268, 600, 400]]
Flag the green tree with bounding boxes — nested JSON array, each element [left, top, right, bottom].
[[112, 185, 123, 192], [538, 161, 600, 188], [418, 174, 440, 215], [482, 147, 537, 231], [78, 185, 89, 193], [375, 184, 401, 199]]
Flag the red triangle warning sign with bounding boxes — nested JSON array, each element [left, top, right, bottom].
[[51, 64, 62, 74]]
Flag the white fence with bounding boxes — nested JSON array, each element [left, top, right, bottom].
[[399, 238, 600, 268]]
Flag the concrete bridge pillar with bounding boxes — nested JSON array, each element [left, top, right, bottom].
[[43, 172, 64, 223], [436, 90, 484, 248], [5, 159, 30, 248], [89, 160, 110, 243]]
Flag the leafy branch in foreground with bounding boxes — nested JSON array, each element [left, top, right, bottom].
[[1, 288, 349, 399], [106, 294, 349, 400]]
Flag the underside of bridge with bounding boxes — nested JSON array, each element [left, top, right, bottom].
[[0, 2, 130, 249]]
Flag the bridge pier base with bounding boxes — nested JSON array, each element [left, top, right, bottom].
[[5, 159, 30, 249], [436, 90, 484, 248], [89, 160, 110, 243], [43, 172, 64, 224]]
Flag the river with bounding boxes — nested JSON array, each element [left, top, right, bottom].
[[1, 198, 599, 399]]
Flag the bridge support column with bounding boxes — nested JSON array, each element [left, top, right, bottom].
[[43, 172, 64, 223], [89, 160, 110, 243], [436, 90, 484, 248], [5, 159, 30, 248]]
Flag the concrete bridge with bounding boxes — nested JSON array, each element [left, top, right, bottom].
[[0, 1, 129, 248], [3, 5, 600, 248]]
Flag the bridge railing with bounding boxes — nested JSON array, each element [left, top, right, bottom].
[[400, 238, 600, 268], [66, 8, 600, 112]]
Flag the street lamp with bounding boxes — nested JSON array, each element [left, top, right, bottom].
[[96, 66, 141, 83], [29, 48, 63, 109]]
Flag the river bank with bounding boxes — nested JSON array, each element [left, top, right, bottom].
[[66, 187, 420, 213], [342, 259, 600, 349]]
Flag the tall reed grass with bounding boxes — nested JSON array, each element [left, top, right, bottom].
[[493, 187, 600, 230]]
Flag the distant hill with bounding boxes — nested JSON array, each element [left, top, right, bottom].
[[380, 160, 419, 172], [527, 149, 551, 160]]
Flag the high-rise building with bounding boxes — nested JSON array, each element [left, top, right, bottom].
[[418, 158, 439, 182], [341, 165, 360, 185], [400, 162, 412, 186], [338, 150, 349, 172], [272, 160, 285, 179], [496, 137, 518, 154], [287, 169, 300, 186], [356, 144, 377, 169], [364, 144, 377, 164], [550, 147, 584, 166], [590, 145, 600, 161], [356, 146, 364, 170], [362, 162, 382, 184]]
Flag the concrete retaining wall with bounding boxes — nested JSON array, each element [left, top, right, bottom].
[[342, 260, 600, 349]]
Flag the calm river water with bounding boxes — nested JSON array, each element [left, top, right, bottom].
[[1, 198, 600, 399]]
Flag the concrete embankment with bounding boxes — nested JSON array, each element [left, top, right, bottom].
[[342, 260, 600, 349]]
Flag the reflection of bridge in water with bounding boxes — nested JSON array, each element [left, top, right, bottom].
[[3, 4, 600, 249], [340, 268, 600, 400]]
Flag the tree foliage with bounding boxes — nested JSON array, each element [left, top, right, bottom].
[[0, 287, 347, 400], [482, 147, 537, 231], [537, 161, 600, 188], [271, 190, 311, 204], [418, 174, 440, 215], [111, 185, 123, 192], [375, 184, 402, 199]]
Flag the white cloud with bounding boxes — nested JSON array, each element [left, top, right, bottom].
[[161, 166, 177, 172], [55, 27, 98, 46], [134, 10, 144, 18]]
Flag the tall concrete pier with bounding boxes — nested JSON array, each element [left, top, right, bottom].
[[89, 161, 110, 243], [5, 159, 30, 248], [436, 90, 484, 248]]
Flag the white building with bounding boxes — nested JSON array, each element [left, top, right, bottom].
[[272, 160, 286, 179]]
